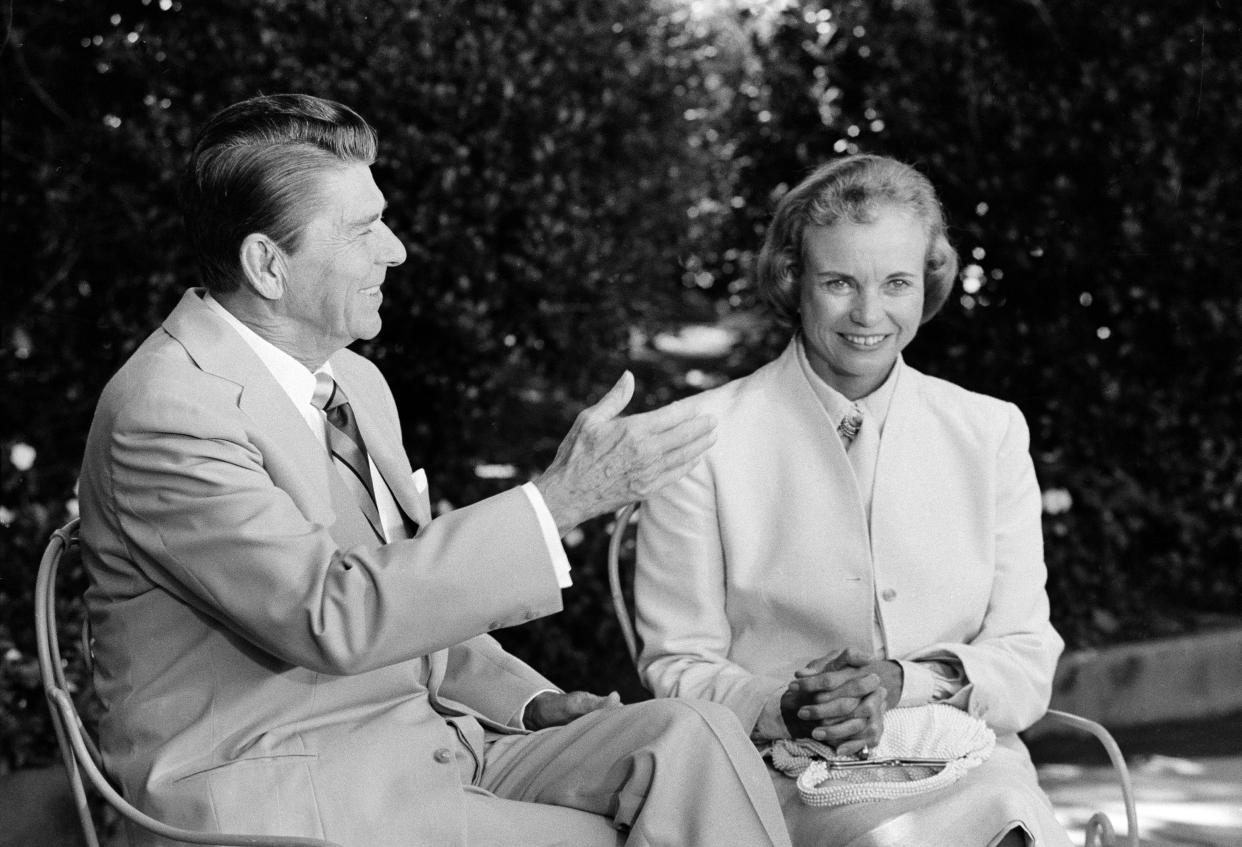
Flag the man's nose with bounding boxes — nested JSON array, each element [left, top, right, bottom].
[[380, 223, 407, 266]]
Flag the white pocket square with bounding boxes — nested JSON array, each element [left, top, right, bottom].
[[409, 468, 433, 527]]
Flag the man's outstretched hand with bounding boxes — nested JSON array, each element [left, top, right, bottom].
[[523, 690, 623, 730], [533, 371, 717, 535]]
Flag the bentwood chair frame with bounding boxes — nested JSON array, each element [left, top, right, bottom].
[[606, 502, 1140, 847], [35, 518, 344, 847]]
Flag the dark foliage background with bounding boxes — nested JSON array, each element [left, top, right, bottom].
[[2, 0, 1239, 772]]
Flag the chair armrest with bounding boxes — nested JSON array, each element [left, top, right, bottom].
[[1039, 709, 1139, 847]]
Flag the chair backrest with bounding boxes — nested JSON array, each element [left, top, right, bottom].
[[34, 518, 100, 847], [606, 502, 642, 666], [34, 518, 345, 847], [603, 503, 1139, 847]]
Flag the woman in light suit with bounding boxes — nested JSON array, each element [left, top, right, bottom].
[[635, 156, 1072, 847]]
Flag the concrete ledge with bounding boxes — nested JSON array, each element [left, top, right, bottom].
[[1043, 627, 1242, 729]]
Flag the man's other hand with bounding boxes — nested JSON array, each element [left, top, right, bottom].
[[523, 690, 623, 730], [533, 371, 717, 535]]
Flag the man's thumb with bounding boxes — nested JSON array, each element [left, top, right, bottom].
[[588, 371, 635, 421]]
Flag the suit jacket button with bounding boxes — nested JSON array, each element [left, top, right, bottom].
[[433, 748, 453, 764], [880, 588, 897, 601]]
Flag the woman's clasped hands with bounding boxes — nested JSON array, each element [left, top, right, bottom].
[[780, 647, 904, 757]]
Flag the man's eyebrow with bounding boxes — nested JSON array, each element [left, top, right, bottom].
[[347, 200, 388, 229]]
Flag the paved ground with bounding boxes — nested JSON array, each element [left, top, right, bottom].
[[1030, 710, 1242, 847], [1040, 755, 1242, 847]]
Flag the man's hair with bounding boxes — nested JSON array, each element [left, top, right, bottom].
[[180, 94, 378, 294], [755, 154, 959, 327]]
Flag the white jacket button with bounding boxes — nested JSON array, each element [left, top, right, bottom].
[[880, 588, 897, 601], [433, 748, 453, 764]]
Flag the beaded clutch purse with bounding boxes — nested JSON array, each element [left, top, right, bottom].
[[768, 703, 996, 806]]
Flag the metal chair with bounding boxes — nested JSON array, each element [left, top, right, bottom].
[[606, 502, 1139, 847], [34, 518, 344, 847]]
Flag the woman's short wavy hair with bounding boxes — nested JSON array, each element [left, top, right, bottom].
[[755, 155, 958, 326], [180, 93, 378, 294]]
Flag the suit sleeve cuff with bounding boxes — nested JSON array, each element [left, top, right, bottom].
[[751, 685, 793, 741], [520, 482, 572, 588], [514, 687, 561, 729]]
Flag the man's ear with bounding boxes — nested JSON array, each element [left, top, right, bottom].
[[239, 233, 287, 301]]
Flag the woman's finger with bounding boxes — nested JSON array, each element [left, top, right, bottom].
[[810, 717, 868, 743], [796, 696, 861, 723], [794, 669, 881, 696]]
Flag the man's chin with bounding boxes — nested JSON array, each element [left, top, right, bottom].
[[353, 317, 383, 343]]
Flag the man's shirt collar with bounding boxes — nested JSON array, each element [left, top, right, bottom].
[[201, 291, 328, 409]]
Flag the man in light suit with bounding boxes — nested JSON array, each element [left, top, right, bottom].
[[78, 93, 793, 847]]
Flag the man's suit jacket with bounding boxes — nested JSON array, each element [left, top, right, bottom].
[[80, 289, 566, 846], [635, 340, 1064, 739]]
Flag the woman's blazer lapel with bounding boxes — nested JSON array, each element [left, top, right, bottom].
[[865, 363, 1001, 659], [868, 360, 922, 566]]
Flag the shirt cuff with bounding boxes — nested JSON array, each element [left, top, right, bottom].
[[513, 687, 561, 729], [896, 660, 936, 707], [520, 482, 572, 588], [752, 686, 793, 741], [896, 659, 965, 708]]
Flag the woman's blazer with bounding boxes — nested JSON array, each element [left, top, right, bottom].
[[635, 339, 1064, 737]]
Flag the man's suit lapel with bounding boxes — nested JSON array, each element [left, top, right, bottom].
[[163, 289, 373, 546], [329, 355, 432, 532]]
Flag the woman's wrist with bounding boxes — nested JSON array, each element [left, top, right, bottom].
[[878, 660, 904, 709]]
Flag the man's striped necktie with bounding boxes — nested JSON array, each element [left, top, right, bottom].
[[311, 372, 384, 542]]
